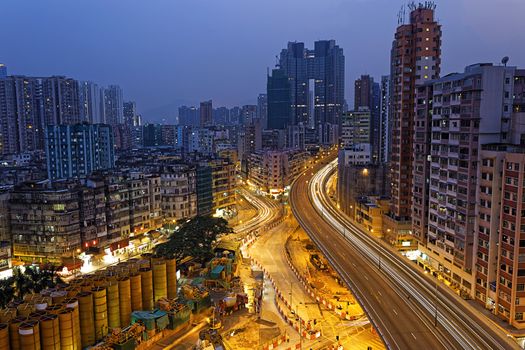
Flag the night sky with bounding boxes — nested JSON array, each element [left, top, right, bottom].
[[1, 0, 524, 122]]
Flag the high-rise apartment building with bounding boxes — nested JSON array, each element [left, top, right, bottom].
[[46, 123, 115, 180], [385, 2, 441, 242], [274, 40, 344, 145], [123, 101, 137, 127], [341, 108, 372, 145], [354, 75, 373, 109], [0, 64, 7, 79], [102, 85, 124, 125], [0, 76, 43, 154], [42, 76, 81, 126], [79, 81, 103, 123], [354, 75, 381, 163], [241, 105, 257, 125], [0, 75, 84, 155], [411, 83, 433, 248], [257, 94, 268, 129], [417, 64, 518, 297], [267, 68, 292, 130], [213, 107, 230, 125], [200, 100, 213, 127], [380, 75, 391, 163], [178, 105, 199, 127]]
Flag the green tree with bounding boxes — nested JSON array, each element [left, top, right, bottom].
[[0, 265, 63, 308], [155, 216, 233, 262]]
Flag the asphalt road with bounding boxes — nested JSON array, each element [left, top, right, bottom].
[[290, 155, 520, 350]]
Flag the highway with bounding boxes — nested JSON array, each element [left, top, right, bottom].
[[234, 188, 280, 233], [290, 155, 520, 350]]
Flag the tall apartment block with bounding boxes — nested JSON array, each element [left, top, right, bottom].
[[41, 76, 81, 126], [267, 68, 292, 130], [241, 105, 257, 126], [384, 2, 441, 246], [354, 75, 381, 163], [0, 75, 82, 155], [200, 100, 213, 127], [123, 101, 137, 127], [470, 68, 525, 327], [340, 108, 372, 165], [46, 123, 115, 180], [380, 75, 391, 164], [178, 106, 200, 127], [0, 64, 6, 78], [0, 76, 43, 154], [274, 40, 345, 145], [102, 85, 124, 125], [257, 93, 268, 129], [414, 64, 519, 298], [79, 81, 103, 123], [411, 83, 433, 250]]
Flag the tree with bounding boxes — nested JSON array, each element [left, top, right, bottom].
[[154, 216, 233, 263], [0, 265, 64, 308]]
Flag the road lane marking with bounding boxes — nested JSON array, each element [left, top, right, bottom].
[[411, 332, 417, 340], [352, 263, 356, 267], [377, 291, 382, 297], [392, 309, 398, 316], [364, 275, 368, 281]]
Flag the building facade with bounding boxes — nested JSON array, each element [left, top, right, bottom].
[[200, 100, 213, 127], [46, 123, 115, 180], [386, 2, 441, 243]]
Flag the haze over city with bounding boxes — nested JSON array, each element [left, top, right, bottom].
[[2, 0, 524, 122]]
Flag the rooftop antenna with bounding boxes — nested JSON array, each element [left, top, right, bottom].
[[502, 56, 509, 67]]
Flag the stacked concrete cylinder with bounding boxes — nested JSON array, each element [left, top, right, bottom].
[[166, 258, 177, 299], [33, 298, 49, 312], [130, 273, 142, 311], [28, 311, 47, 321], [50, 291, 67, 305], [0, 323, 9, 350], [77, 292, 95, 348], [118, 277, 132, 326], [153, 259, 168, 301], [92, 287, 108, 341], [40, 313, 60, 350], [63, 299, 81, 350], [0, 309, 17, 323], [140, 268, 154, 310], [9, 316, 26, 350], [64, 286, 79, 298], [57, 308, 75, 350], [106, 280, 120, 329], [18, 320, 40, 350], [44, 305, 62, 316], [17, 303, 34, 318]]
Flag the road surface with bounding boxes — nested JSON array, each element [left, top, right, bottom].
[[290, 156, 519, 350]]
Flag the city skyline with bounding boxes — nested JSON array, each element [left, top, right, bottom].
[[1, 0, 524, 122]]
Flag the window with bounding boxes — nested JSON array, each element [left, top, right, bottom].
[[53, 204, 65, 212]]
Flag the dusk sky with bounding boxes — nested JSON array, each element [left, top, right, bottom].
[[1, 0, 524, 122]]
